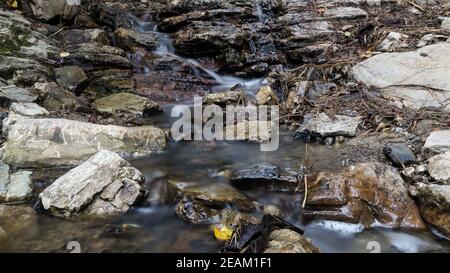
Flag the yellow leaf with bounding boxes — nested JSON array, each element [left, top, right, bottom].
[[60, 51, 70, 58], [213, 225, 234, 241], [7, 0, 18, 9]]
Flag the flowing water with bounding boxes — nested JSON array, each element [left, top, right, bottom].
[[2, 11, 450, 253]]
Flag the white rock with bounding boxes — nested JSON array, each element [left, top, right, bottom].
[[39, 150, 145, 218], [377, 32, 409, 52], [10, 102, 49, 117], [0, 161, 32, 203], [423, 130, 450, 154], [297, 112, 361, 137], [441, 17, 450, 31], [427, 151, 450, 181], [352, 43, 450, 111]]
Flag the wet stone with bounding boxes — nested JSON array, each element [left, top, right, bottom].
[[384, 143, 416, 167], [230, 163, 302, 192], [304, 162, 426, 230], [54, 66, 88, 92], [416, 183, 450, 239], [0, 205, 38, 242], [0, 85, 38, 107]]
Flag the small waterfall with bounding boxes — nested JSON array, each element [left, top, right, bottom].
[[128, 13, 264, 95], [255, 0, 268, 24]]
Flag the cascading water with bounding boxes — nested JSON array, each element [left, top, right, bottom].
[[128, 14, 264, 96]]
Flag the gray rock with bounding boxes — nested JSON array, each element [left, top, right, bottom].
[[416, 34, 448, 48], [64, 43, 131, 70], [441, 17, 450, 31], [10, 102, 49, 117], [0, 205, 38, 241], [0, 56, 49, 85], [93, 92, 162, 117], [175, 197, 258, 226], [0, 85, 38, 107], [169, 182, 255, 212], [54, 66, 88, 91], [296, 112, 361, 137], [1, 116, 167, 167], [39, 150, 145, 218], [264, 229, 320, 253], [384, 143, 416, 166], [55, 29, 110, 46], [323, 7, 368, 20], [427, 151, 450, 181], [377, 32, 409, 52], [5, 171, 33, 202], [33, 82, 83, 111], [113, 28, 159, 51], [351, 43, 450, 111], [423, 130, 450, 154], [203, 90, 245, 106], [29, 0, 81, 21], [0, 162, 33, 203], [230, 163, 301, 192], [416, 183, 450, 238]]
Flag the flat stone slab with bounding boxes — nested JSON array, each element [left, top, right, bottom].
[[93, 92, 162, 116], [423, 130, 450, 154], [0, 161, 32, 203], [296, 112, 361, 137], [1, 116, 167, 167], [352, 43, 450, 111], [10, 102, 49, 117], [427, 151, 450, 181], [0, 86, 38, 106]]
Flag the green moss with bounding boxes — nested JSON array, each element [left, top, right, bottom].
[[0, 25, 32, 55]]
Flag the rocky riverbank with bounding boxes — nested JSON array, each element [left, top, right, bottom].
[[1, 0, 450, 253]]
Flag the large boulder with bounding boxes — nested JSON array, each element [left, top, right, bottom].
[[39, 150, 145, 218], [304, 162, 426, 230], [29, 0, 81, 21], [1, 116, 167, 167], [416, 183, 450, 238], [351, 43, 450, 111]]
